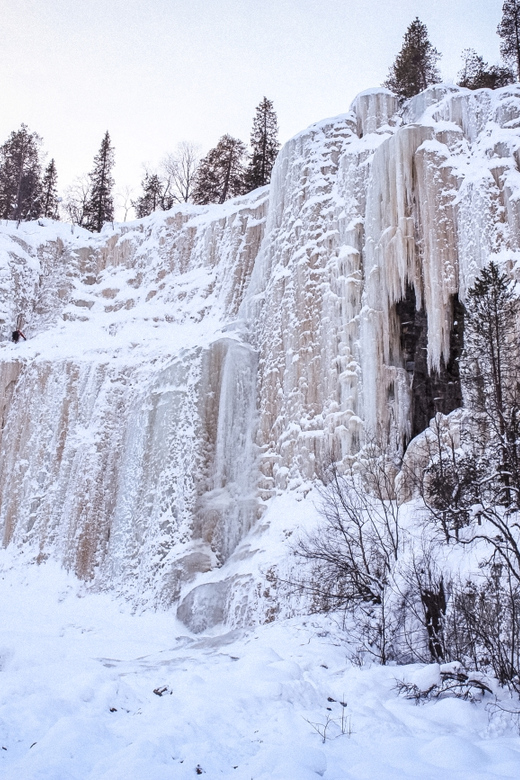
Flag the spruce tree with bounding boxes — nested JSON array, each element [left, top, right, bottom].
[[462, 262, 520, 505], [192, 135, 246, 205], [498, 0, 520, 81], [244, 97, 280, 192], [191, 147, 222, 205], [0, 124, 43, 221], [84, 131, 115, 232], [41, 158, 59, 219], [383, 18, 441, 100], [133, 172, 167, 218], [457, 49, 513, 90]]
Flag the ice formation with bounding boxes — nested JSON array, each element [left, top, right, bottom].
[[1, 85, 520, 628]]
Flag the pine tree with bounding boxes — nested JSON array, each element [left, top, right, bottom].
[[41, 158, 59, 219], [0, 124, 43, 221], [84, 131, 115, 232], [457, 49, 513, 90], [498, 0, 520, 81], [383, 18, 441, 100], [132, 171, 167, 218], [244, 97, 280, 192], [462, 262, 520, 505], [192, 135, 246, 205]]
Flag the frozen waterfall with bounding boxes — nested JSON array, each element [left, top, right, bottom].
[[1, 84, 520, 627]]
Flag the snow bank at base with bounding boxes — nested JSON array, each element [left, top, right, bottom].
[[1, 553, 520, 780]]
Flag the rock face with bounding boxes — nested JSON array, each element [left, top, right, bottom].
[[1, 85, 520, 624]]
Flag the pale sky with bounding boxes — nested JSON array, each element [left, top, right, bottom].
[[0, 0, 504, 215]]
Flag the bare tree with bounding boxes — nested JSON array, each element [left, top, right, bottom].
[[115, 184, 135, 221], [60, 174, 91, 226], [292, 450, 404, 664], [161, 141, 201, 204]]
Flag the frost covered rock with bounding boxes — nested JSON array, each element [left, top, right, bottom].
[[396, 409, 465, 503], [176, 580, 229, 633]]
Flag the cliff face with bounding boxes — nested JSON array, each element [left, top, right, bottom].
[[0, 192, 268, 605], [1, 84, 520, 623], [249, 85, 520, 480]]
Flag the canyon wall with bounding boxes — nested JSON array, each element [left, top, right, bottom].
[[1, 84, 520, 625]]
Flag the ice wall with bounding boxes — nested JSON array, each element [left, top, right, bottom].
[[1, 85, 520, 624], [246, 84, 520, 478], [0, 192, 267, 605]]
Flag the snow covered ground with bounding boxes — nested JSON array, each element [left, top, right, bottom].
[[1, 551, 520, 780]]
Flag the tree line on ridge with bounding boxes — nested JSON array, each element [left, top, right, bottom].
[[1, 1, 519, 231], [0, 97, 279, 231], [384, 2, 520, 99]]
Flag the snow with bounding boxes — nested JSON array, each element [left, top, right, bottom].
[[2, 550, 520, 780]]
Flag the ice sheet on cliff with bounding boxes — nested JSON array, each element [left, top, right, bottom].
[[1, 84, 520, 625]]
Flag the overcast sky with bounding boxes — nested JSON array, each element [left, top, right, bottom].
[[0, 0, 505, 212]]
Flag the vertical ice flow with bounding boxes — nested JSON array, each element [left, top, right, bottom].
[[0, 86, 520, 620]]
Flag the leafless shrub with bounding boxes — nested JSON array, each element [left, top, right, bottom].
[[446, 570, 520, 694], [396, 670, 493, 704], [291, 450, 406, 664], [303, 698, 352, 743]]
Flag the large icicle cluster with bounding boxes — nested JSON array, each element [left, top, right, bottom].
[[0, 85, 520, 625]]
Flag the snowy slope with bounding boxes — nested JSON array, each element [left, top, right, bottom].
[[2, 545, 520, 779], [1, 84, 520, 625]]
